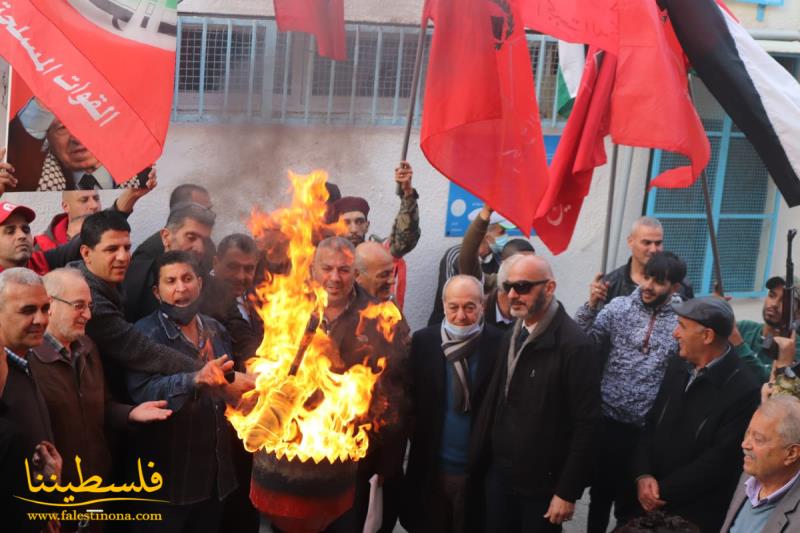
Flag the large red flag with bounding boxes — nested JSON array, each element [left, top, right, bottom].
[[610, 0, 709, 189], [274, 0, 346, 61], [0, 0, 176, 184], [421, 0, 550, 235], [521, 0, 619, 54], [533, 48, 616, 254]]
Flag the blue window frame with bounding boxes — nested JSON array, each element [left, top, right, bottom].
[[645, 70, 794, 297]]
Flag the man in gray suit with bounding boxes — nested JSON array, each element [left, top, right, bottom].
[[721, 395, 800, 532]]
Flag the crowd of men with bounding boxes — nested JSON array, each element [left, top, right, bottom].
[[0, 154, 799, 533]]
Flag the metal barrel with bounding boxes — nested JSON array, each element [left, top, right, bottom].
[[250, 450, 358, 533]]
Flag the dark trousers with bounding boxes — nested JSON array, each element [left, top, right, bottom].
[[587, 416, 641, 533], [378, 474, 403, 533], [485, 466, 561, 533], [131, 493, 222, 533], [421, 472, 468, 533]]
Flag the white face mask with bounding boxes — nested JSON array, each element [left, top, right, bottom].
[[443, 318, 483, 339]]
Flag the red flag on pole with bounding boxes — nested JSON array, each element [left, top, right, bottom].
[[274, 0, 346, 61], [0, 0, 177, 184], [421, 0, 550, 235], [610, 0, 709, 189], [533, 48, 616, 254]]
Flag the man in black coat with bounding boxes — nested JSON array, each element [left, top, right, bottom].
[[402, 275, 503, 533], [633, 297, 760, 532], [469, 255, 602, 532]]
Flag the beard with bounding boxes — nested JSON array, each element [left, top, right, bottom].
[[642, 290, 671, 310]]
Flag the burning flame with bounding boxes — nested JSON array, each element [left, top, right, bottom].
[[227, 170, 400, 464]]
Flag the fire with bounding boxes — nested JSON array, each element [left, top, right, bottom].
[[227, 170, 398, 464]]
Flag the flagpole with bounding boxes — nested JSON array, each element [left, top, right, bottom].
[[688, 77, 725, 295], [600, 143, 619, 274], [397, 19, 429, 195]]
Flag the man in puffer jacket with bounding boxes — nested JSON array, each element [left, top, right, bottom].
[[574, 251, 688, 533]]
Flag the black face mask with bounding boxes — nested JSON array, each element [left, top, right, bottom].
[[159, 298, 202, 326]]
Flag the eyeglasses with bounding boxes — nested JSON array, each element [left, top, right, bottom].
[[51, 296, 94, 313], [502, 279, 550, 295]]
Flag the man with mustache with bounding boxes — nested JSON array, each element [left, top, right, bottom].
[[587, 217, 694, 310], [633, 297, 760, 532], [311, 237, 410, 533], [730, 276, 800, 382], [574, 252, 686, 533], [469, 255, 601, 532], [29, 268, 172, 491], [355, 241, 397, 302], [721, 396, 800, 532], [0, 183, 155, 275]]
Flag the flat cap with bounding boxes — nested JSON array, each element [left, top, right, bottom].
[[672, 297, 735, 338]]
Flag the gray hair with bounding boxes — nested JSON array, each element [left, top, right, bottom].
[[0, 268, 44, 307], [442, 274, 484, 303], [315, 236, 355, 258], [631, 216, 663, 235], [497, 254, 525, 291], [43, 268, 87, 299], [760, 396, 800, 446]]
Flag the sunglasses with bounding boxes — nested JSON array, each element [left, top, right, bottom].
[[502, 279, 549, 295]]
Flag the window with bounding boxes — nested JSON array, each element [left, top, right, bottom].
[[173, 16, 562, 127], [644, 61, 796, 296]]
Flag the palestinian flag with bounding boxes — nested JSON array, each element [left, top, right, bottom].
[[555, 41, 584, 118], [663, 0, 800, 207], [0, 0, 177, 183]]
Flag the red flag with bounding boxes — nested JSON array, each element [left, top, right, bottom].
[[0, 0, 176, 184], [9, 71, 33, 119], [421, 0, 550, 235], [521, 0, 619, 54], [274, 0, 346, 61], [610, 0, 709, 189], [533, 48, 616, 254]]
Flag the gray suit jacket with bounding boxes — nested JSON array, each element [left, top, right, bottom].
[[720, 472, 800, 532]]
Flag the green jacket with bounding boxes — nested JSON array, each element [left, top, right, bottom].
[[733, 320, 800, 382]]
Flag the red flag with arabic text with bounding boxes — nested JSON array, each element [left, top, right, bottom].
[[0, 0, 176, 184]]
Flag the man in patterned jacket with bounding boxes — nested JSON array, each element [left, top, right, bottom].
[[574, 251, 688, 532]]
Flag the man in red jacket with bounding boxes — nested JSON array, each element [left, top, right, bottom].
[[33, 191, 102, 251]]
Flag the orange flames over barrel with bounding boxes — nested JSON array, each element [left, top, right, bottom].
[[226, 170, 401, 464]]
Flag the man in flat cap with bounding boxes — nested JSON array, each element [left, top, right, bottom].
[[329, 161, 420, 308], [632, 297, 760, 532]]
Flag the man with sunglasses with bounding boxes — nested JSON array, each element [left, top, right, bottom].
[[29, 268, 172, 494], [574, 251, 686, 533], [469, 255, 601, 532]]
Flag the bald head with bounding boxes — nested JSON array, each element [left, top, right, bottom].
[[443, 275, 484, 327], [504, 255, 556, 324], [355, 242, 395, 301]]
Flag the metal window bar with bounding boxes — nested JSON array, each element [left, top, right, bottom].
[[172, 17, 561, 128], [646, 77, 785, 297]]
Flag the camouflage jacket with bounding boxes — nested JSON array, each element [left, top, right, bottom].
[[370, 189, 421, 258]]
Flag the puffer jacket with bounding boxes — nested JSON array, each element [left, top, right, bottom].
[[574, 288, 679, 426]]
